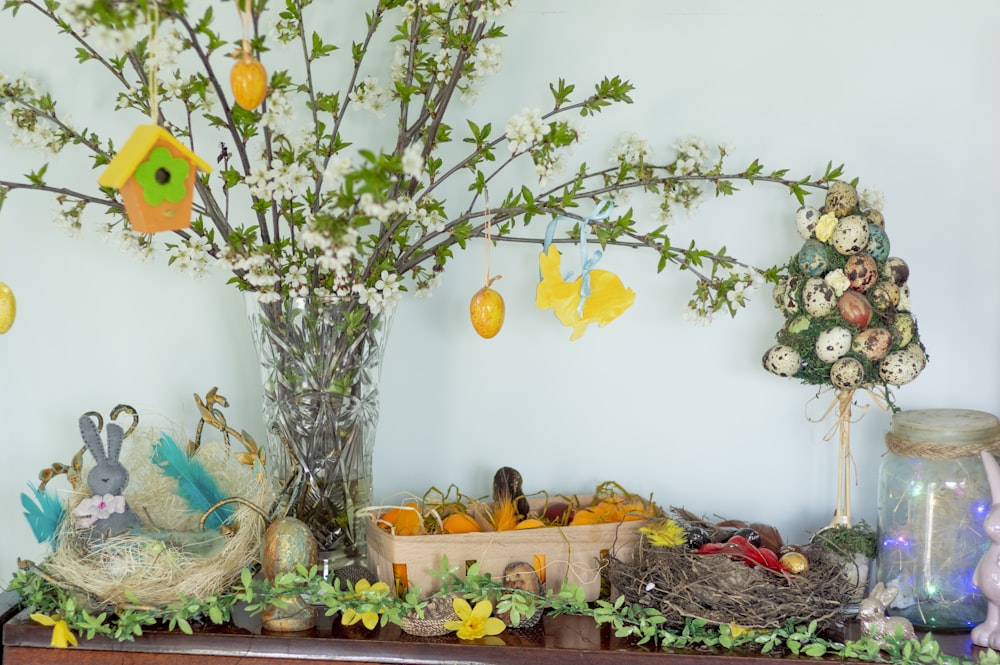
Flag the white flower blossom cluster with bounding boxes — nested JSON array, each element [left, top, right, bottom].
[[146, 27, 184, 71], [400, 145, 424, 179], [673, 136, 709, 175], [299, 225, 360, 294], [348, 75, 391, 117], [860, 186, 885, 212], [353, 270, 402, 315], [118, 228, 155, 263], [245, 158, 313, 200], [505, 108, 549, 154], [261, 91, 295, 132], [59, 2, 141, 55], [170, 236, 212, 278], [724, 266, 764, 307]]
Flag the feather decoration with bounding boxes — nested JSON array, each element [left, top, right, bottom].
[[21, 482, 65, 546], [152, 433, 233, 529]]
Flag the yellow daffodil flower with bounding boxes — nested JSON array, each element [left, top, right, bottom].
[[728, 623, 751, 638], [30, 613, 78, 648], [814, 212, 838, 242], [443, 598, 506, 641], [340, 579, 391, 630]]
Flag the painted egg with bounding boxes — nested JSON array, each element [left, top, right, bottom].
[[869, 281, 901, 311], [773, 277, 800, 314], [894, 312, 915, 347], [838, 290, 873, 329], [844, 254, 878, 291], [825, 182, 859, 217], [788, 315, 812, 334], [0, 282, 14, 334], [831, 215, 870, 255], [865, 223, 890, 262], [780, 551, 809, 574], [879, 347, 926, 386], [797, 239, 833, 277], [763, 344, 802, 377], [898, 284, 911, 312], [882, 257, 909, 286], [815, 327, 853, 363], [866, 209, 885, 227], [830, 356, 866, 390], [795, 206, 821, 240], [802, 277, 836, 317], [852, 328, 892, 361]]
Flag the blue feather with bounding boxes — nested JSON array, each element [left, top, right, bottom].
[[152, 433, 234, 529], [21, 483, 65, 546]]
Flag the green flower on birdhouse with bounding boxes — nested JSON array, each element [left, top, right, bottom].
[[133, 146, 190, 206]]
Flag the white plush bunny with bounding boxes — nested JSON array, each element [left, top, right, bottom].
[[858, 582, 915, 645], [972, 451, 1000, 648], [72, 413, 142, 539]]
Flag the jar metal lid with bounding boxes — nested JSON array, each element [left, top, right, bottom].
[[891, 408, 1000, 446]]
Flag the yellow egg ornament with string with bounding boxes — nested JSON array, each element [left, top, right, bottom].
[[0, 281, 15, 333], [231, 0, 267, 110], [470, 279, 505, 339]]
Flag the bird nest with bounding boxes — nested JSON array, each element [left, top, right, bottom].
[[30, 390, 276, 611], [607, 531, 857, 631]]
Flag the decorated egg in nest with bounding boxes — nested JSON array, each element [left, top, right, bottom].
[[802, 277, 836, 317], [825, 181, 859, 217], [830, 356, 866, 390], [763, 344, 801, 377], [797, 240, 833, 277], [831, 215, 870, 255], [844, 254, 878, 291], [795, 206, 821, 240], [815, 327, 852, 363], [837, 290, 873, 329]]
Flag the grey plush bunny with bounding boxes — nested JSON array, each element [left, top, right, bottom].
[[73, 413, 142, 538]]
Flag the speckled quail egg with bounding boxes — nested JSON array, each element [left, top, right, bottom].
[[773, 276, 800, 314], [795, 206, 821, 240], [844, 254, 878, 291], [852, 328, 892, 361], [797, 239, 833, 277], [879, 346, 926, 386], [865, 223, 890, 262], [865, 209, 885, 227], [898, 284, 911, 312], [763, 344, 802, 377], [815, 327, 853, 363], [869, 281, 901, 311], [825, 182, 859, 217], [831, 216, 870, 255], [894, 313, 915, 347], [830, 356, 866, 390], [882, 257, 909, 286], [802, 277, 836, 317]]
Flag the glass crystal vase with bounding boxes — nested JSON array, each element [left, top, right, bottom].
[[244, 294, 392, 567]]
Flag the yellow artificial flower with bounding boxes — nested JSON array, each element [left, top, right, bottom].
[[443, 598, 506, 641], [814, 212, 838, 242], [639, 519, 687, 547], [341, 579, 391, 630], [30, 613, 78, 648], [728, 623, 751, 638]]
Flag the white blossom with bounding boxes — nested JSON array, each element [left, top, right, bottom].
[[505, 108, 549, 154], [401, 144, 424, 179], [349, 75, 391, 117], [611, 132, 652, 164], [860, 186, 885, 212]]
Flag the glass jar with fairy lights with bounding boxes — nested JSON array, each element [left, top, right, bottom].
[[877, 409, 1000, 631]]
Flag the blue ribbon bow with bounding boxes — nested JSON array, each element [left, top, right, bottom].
[[541, 199, 616, 316]]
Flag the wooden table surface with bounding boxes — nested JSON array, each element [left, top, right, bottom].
[[0, 599, 987, 665]]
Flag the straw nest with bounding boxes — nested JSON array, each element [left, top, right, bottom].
[[42, 429, 274, 610], [607, 530, 856, 631]]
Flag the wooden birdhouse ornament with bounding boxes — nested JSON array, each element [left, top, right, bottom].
[[98, 125, 211, 234]]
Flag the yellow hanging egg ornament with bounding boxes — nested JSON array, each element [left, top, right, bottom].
[[470, 281, 504, 339], [231, 54, 267, 110], [0, 282, 15, 334]]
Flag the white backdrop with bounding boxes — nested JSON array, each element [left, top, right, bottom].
[[1, 1, 999, 576]]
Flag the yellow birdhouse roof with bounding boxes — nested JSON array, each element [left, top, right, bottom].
[[98, 124, 211, 189]]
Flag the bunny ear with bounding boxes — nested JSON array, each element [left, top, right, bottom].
[[105, 423, 124, 461], [79, 414, 106, 463], [981, 452, 1000, 504]]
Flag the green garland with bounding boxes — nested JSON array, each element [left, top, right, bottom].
[[7, 559, 1000, 664]]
